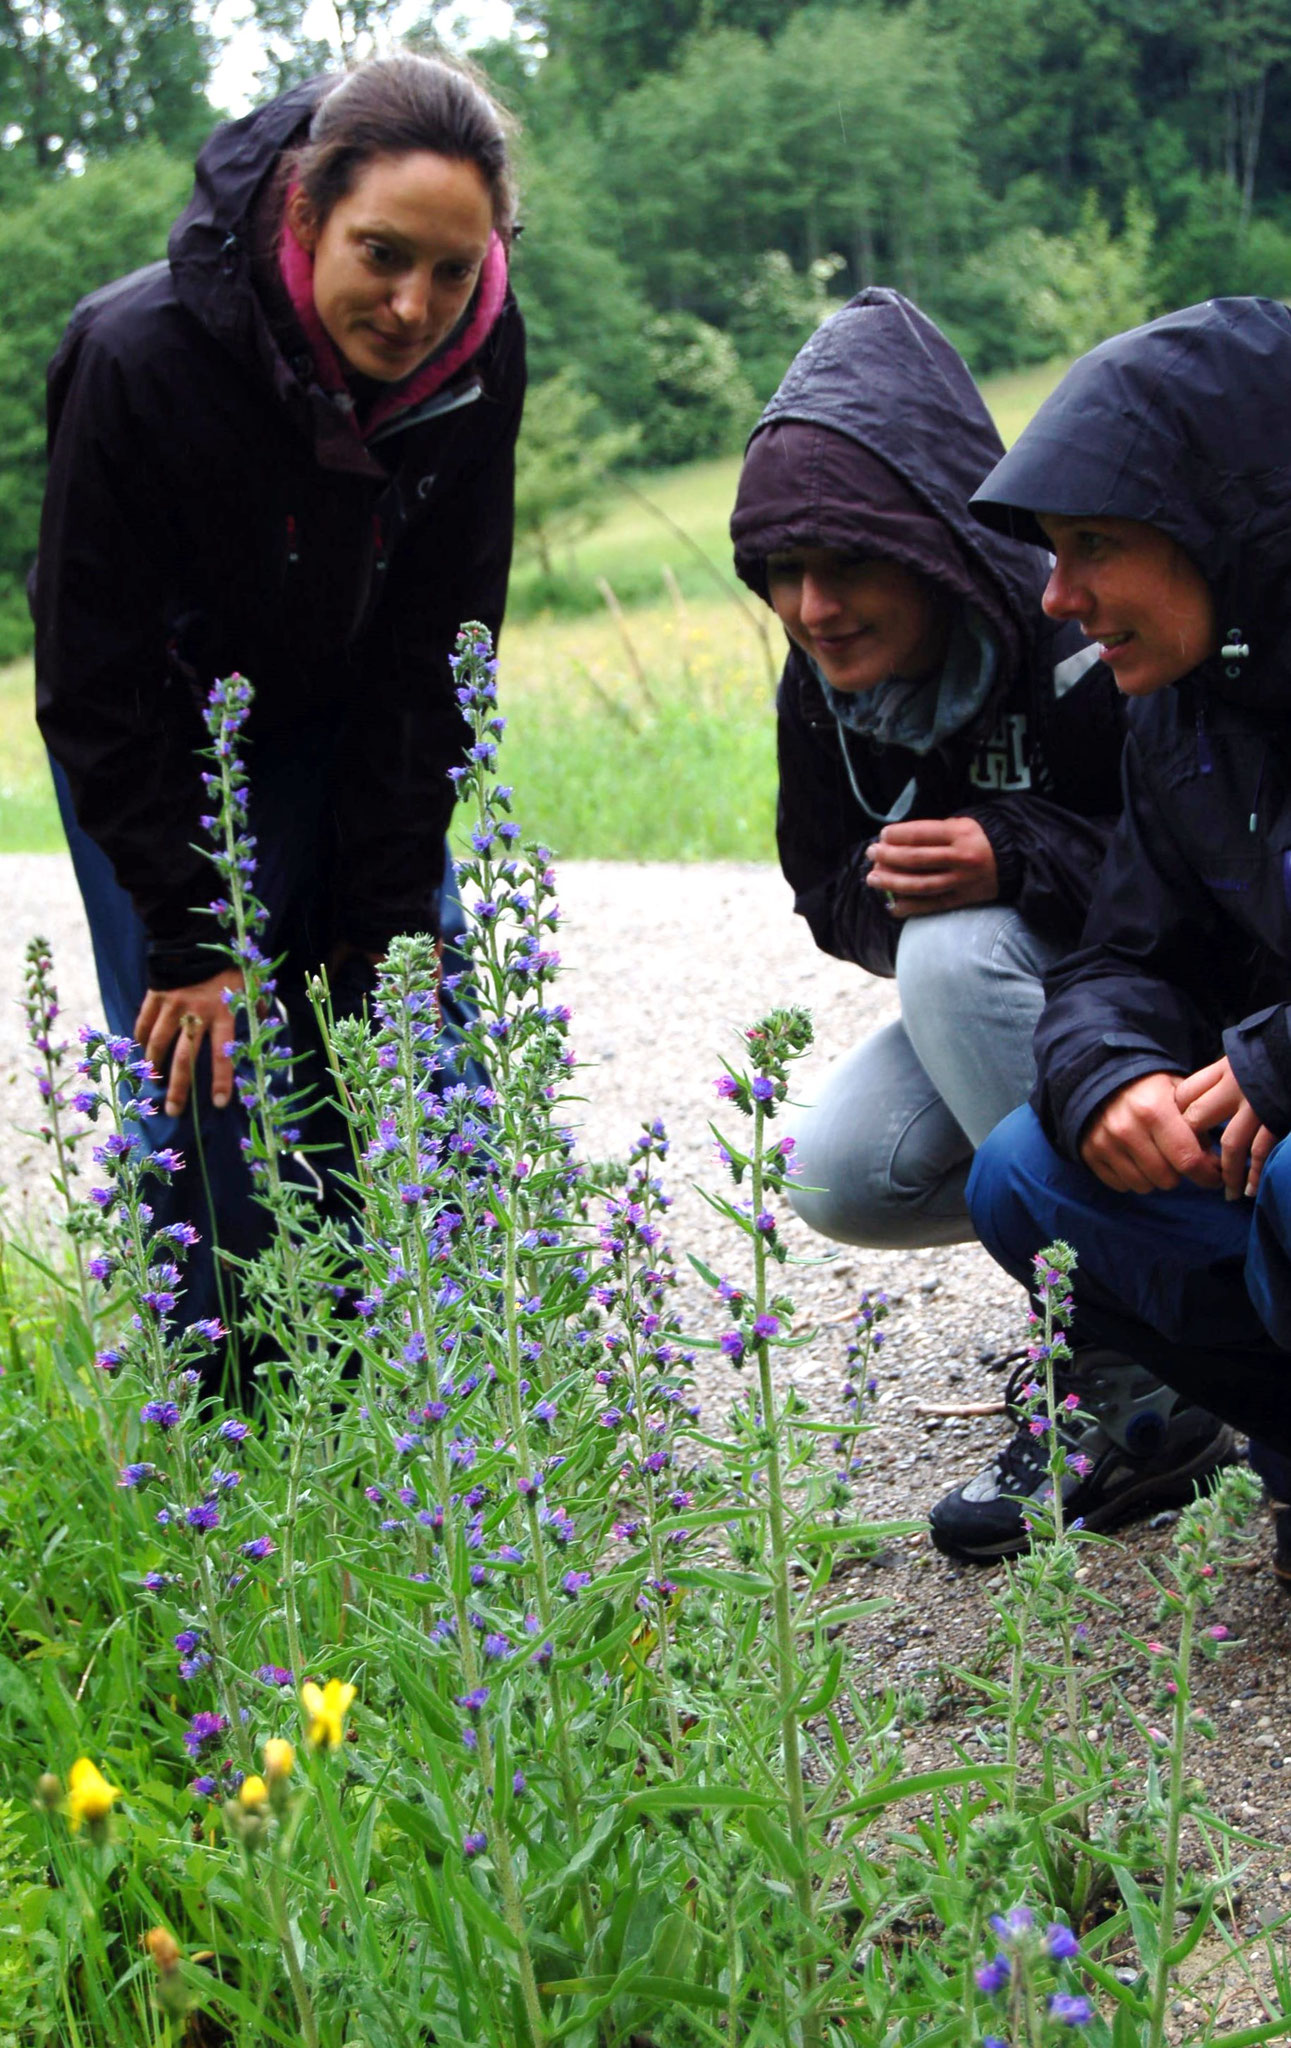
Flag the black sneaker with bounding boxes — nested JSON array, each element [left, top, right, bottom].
[[929, 1349, 1238, 1563], [1272, 1506, 1291, 1590]]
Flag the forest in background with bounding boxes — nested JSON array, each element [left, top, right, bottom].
[[1, 0, 1290, 654]]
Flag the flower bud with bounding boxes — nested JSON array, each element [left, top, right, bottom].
[[35, 1772, 63, 1810], [262, 1737, 295, 1780], [144, 1927, 181, 1974], [238, 1774, 269, 1809]]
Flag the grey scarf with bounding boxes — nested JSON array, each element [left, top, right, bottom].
[[818, 607, 999, 826]]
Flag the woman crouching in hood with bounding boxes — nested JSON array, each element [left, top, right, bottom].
[[730, 287, 1232, 1563], [966, 295, 1291, 1583]]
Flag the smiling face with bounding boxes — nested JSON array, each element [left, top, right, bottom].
[[1037, 514, 1217, 696], [288, 149, 494, 382], [765, 547, 951, 693]]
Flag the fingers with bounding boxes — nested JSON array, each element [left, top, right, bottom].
[[211, 1018, 234, 1110], [1079, 1073, 1217, 1195], [164, 1012, 201, 1118], [1247, 1124, 1278, 1199], [1175, 1056, 1229, 1114], [1216, 1099, 1261, 1201]]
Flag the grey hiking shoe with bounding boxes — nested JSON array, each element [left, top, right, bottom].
[[929, 1348, 1238, 1563]]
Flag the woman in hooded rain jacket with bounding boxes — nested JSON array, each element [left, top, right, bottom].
[[966, 295, 1291, 1578], [729, 288, 1233, 1563], [34, 53, 525, 1351]]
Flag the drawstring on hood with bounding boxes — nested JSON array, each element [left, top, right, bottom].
[[822, 607, 1000, 825]]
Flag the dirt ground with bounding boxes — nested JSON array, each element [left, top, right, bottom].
[[3, 852, 1289, 2029]]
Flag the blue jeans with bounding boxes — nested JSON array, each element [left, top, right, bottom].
[[787, 906, 1067, 1248], [968, 1105, 1291, 1474], [54, 738, 476, 1340]]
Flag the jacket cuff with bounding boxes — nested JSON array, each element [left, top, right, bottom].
[[1225, 1007, 1291, 1137], [963, 806, 1022, 905], [1050, 1053, 1186, 1161], [146, 943, 224, 991]]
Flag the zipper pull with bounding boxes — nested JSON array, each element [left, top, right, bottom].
[[285, 513, 299, 565], [372, 513, 388, 574]]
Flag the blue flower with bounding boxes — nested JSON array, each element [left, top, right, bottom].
[[1048, 1993, 1093, 2026], [975, 1955, 1011, 1995]]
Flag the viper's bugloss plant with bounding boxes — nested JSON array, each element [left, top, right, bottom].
[[1, 630, 1282, 2048]]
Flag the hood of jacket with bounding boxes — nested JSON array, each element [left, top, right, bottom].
[[168, 75, 325, 364], [729, 287, 1052, 693], [970, 296, 1291, 712]]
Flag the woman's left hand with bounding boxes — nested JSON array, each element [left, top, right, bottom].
[[864, 816, 998, 918], [1176, 1054, 1277, 1199]]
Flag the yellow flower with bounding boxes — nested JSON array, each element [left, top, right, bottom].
[[238, 1774, 269, 1808], [144, 1927, 181, 1974], [262, 1737, 295, 1780], [66, 1757, 121, 1832], [301, 1678, 356, 1749]]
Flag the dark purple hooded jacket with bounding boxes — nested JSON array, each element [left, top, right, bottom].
[[34, 76, 526, 988], [730, 288, 1124, 977], [972, 296, 1291, 1152]]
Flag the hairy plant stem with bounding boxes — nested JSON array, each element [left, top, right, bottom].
[[501, 1203, 599, 1939], [620, 1230, 684, 1763], [1146, 1597, 1195, 2048], [750, 1099, 820, 2048]]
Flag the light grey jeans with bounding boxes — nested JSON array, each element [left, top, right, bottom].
[[787, 906, 1067, 1249]]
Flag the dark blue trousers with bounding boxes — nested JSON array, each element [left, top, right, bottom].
[[55, 737, 475, 1341], [967, 1106, 1291, 1482]]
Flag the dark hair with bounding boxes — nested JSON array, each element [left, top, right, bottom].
[[295, 53, 517, 244]]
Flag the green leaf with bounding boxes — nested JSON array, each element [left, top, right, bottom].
[[799, 1646, 844, 1718], [1114, 1867, 1160, 1971], [1165, 1900, 1215, 1967], [625, 1784, 780, 1813], [669, 1565, 773, 1596], [744, 1806, 807, 1881], [443, 1861, 522, 1954], [834, 1765, 1006, 1819]]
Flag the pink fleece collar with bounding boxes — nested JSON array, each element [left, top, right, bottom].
[[279, 200, 508, 438]]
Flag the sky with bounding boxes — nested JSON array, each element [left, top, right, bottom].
[[209, 1, 519, 113]]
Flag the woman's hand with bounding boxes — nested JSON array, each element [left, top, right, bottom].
[[1176, 1054, 1277, 1200], [134, 969, 245, 1117], [1079, 1070, 1222, 1194], [865, 817, 998, 918]]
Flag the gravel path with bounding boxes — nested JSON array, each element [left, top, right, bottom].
[[4, 853, 1291, 2012]]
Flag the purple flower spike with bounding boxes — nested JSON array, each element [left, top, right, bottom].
[[462, 1830, 487, 1859], [1046, 1922, 1080, 1961]]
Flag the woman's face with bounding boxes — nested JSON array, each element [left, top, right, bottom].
[[289, 150, 493, 382], [765, 547, 951, 693], [1038, 514, 1217, 696]]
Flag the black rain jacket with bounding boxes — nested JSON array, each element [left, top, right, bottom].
[[971, 296, 1291, 1155], [34, 76, 526, 988], [729, 288, 1125, 978]]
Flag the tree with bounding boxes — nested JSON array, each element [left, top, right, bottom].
[[0, 0, 214, 176], [513, 371, 637, 573], [513, 0, 818, 110]]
